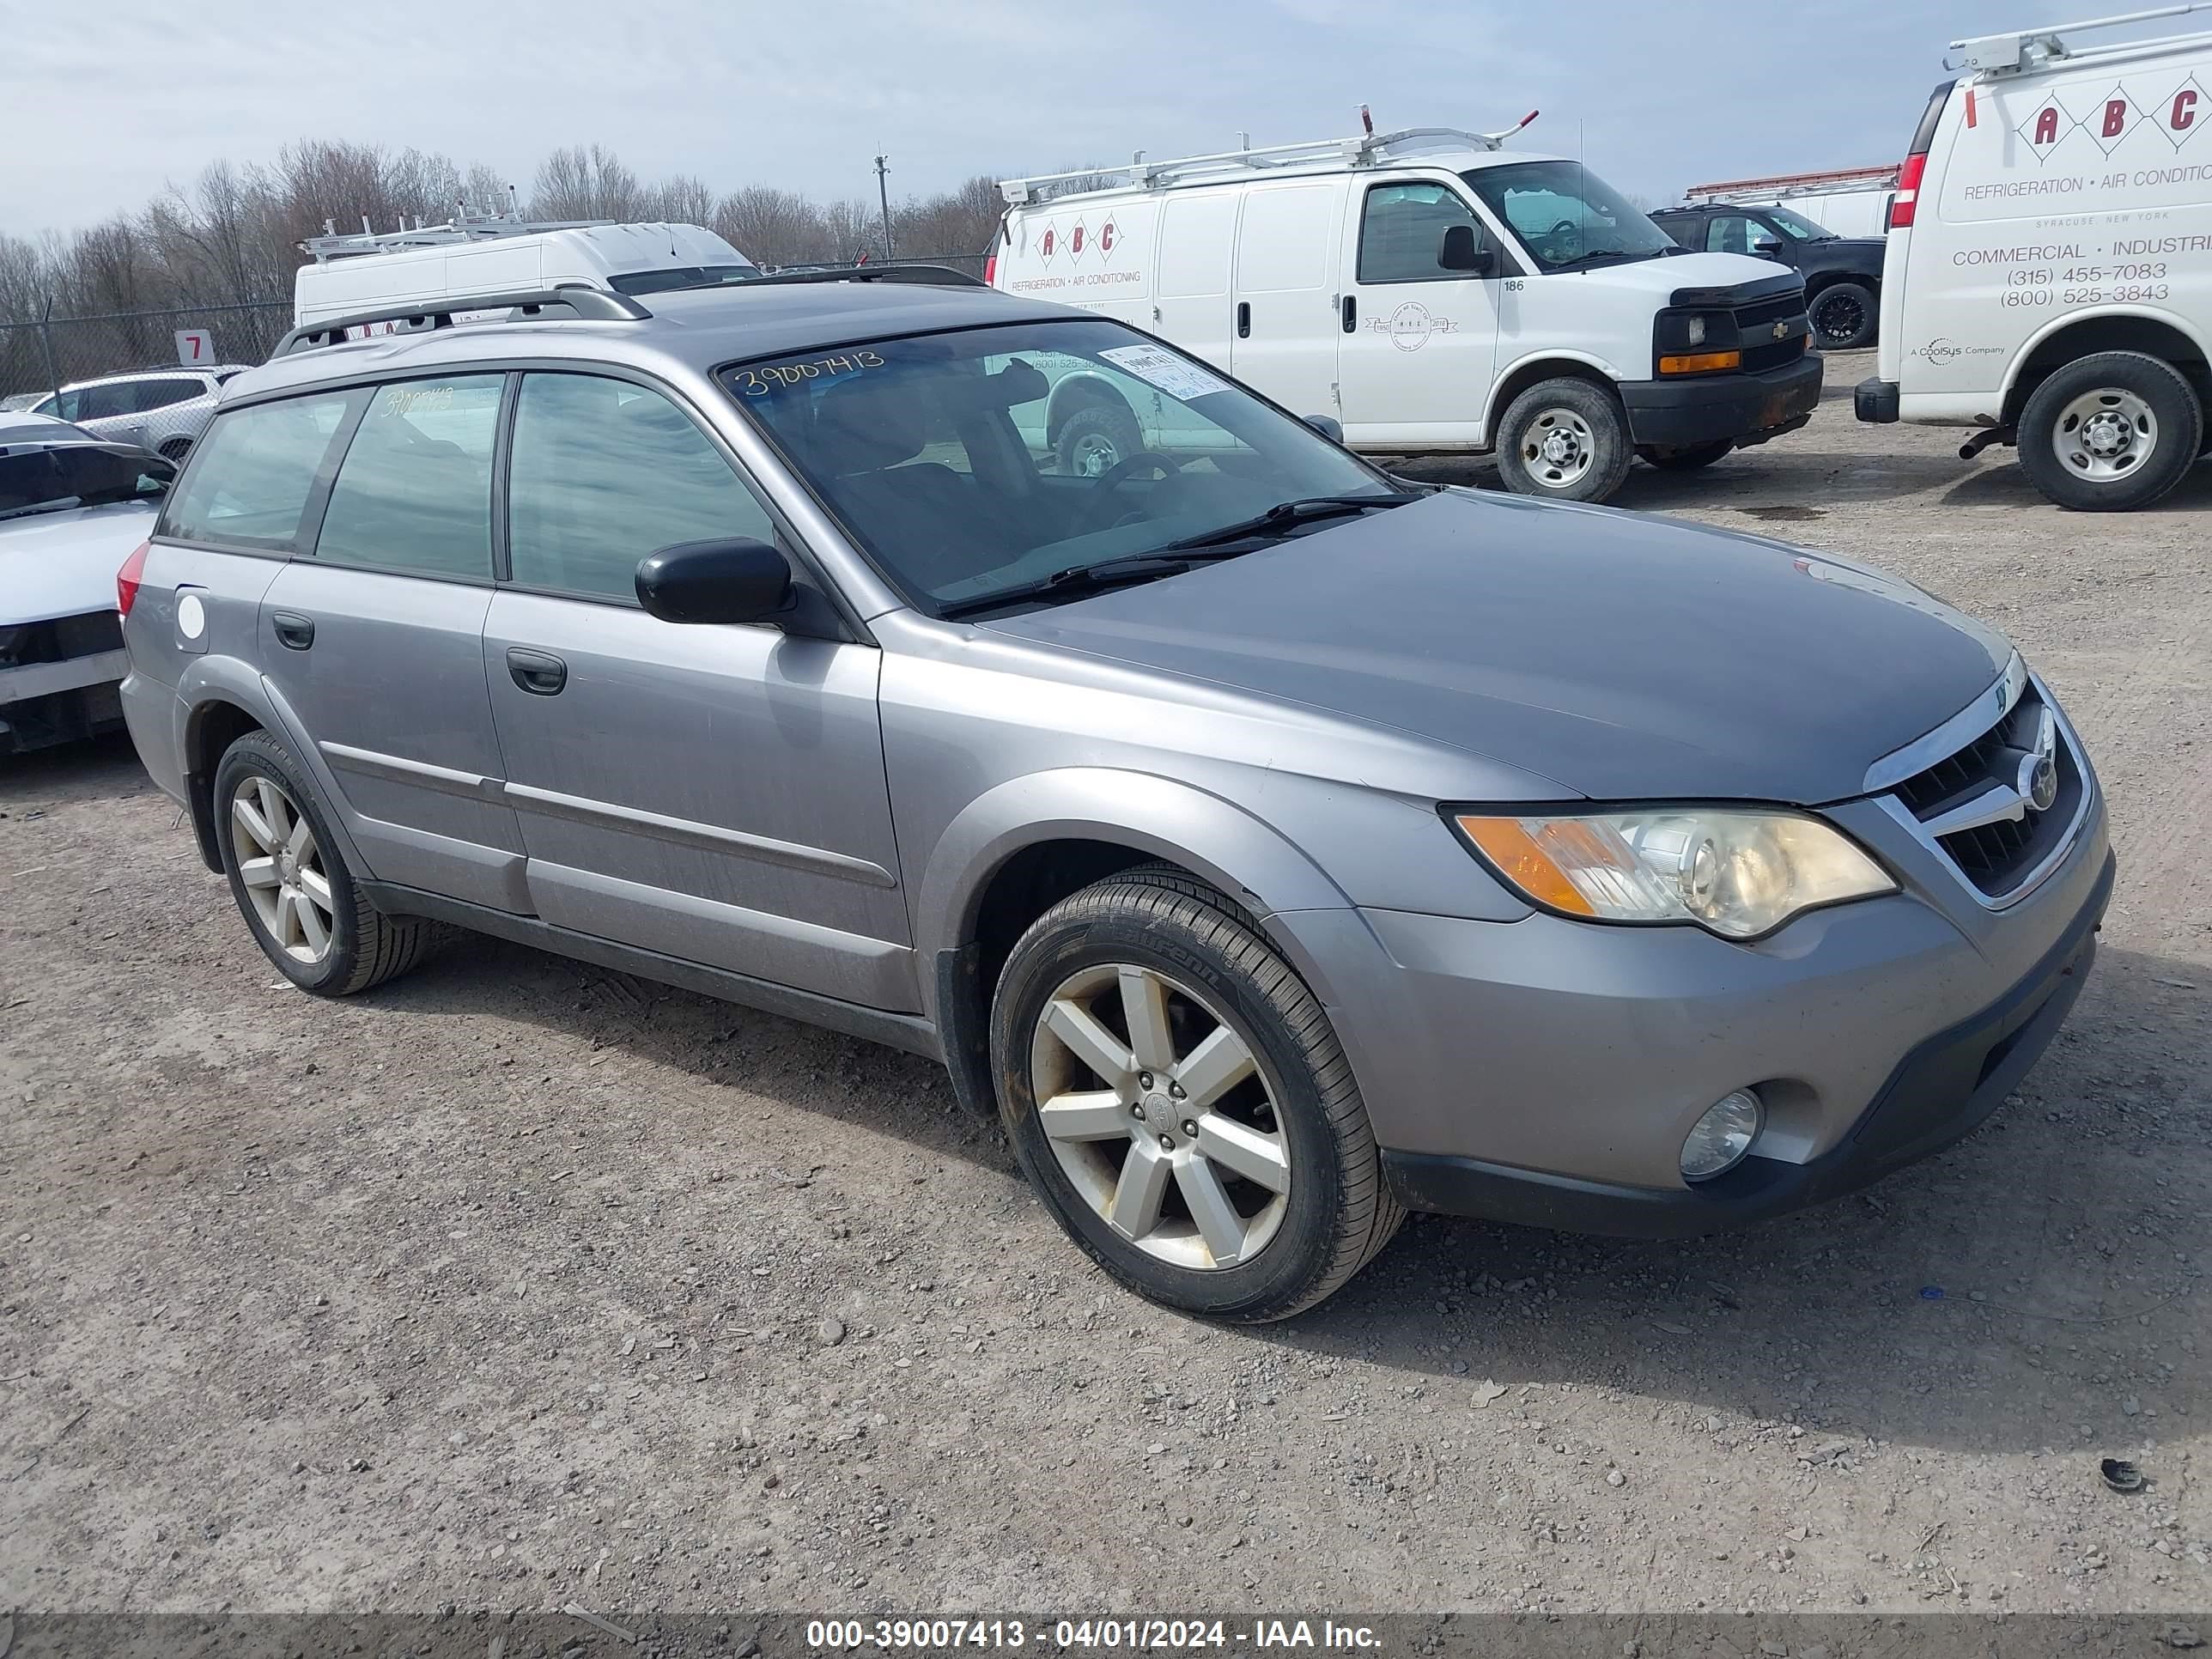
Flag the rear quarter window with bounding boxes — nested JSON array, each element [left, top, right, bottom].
[[158, 392, 356, 550]]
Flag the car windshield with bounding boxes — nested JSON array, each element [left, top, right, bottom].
[[1461, 161, 1677, 273], [723, 318, 1401, 616], [1763, 205, 1836, 240], [611, 264, 763, 295], [0, 443, 173, 522]]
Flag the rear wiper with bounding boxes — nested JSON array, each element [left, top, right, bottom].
[[1161, 491, 1418, 552]]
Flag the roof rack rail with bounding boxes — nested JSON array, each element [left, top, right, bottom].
[[744, 263, 988, 289], [998, 117, 1540, 204], [1950, 2, 2212, 73], [272, 286, 651, 358], [300, 212, 617, 263]]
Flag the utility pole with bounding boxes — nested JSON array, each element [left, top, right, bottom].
[[874, 154, 894, 262]]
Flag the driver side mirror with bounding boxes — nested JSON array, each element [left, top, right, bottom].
[[1439, 224, 1497, 276], [635, 538, 792, 625]]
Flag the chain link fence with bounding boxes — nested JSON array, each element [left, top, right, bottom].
[[0, 258, 990, 410], [0, 301, 294, 408]]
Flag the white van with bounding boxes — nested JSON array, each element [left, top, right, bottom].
[[989, 125, 1823, 502], [1856, 9, 2212, 509], [294, 219, 758, 330]]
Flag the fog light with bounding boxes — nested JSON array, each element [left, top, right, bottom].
[[1680, 1090, 1763, 1182]]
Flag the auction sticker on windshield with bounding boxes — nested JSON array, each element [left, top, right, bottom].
[[1098, 343, 1230, 401]]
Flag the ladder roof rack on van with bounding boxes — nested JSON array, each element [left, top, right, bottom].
[[744, 263, 988, 289], [299, 214, 619, 263], [271, 287, 652, 358], [997, 118, 1540, 205], [1950, 2, 2212, 75]]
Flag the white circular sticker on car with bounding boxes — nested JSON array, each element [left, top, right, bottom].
[[176, 592, 206, 640]]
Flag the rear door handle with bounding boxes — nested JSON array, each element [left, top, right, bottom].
[[1341, 295, 1357, 333], [1236, 301, 1251, 338], [507, 647, 567, 696], [271, 611, 314, 650]]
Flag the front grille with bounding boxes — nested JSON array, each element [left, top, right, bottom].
[[53, 611, 123, 656], [1732, 293, 1802, 332], [1741, 336, 1807, 372], [1889, 678, 2084, 901]]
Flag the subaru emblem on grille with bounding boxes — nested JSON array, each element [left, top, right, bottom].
[[2021, 750, 2059, 813]]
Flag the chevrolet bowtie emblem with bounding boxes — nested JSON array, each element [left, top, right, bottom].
[[1773, 321, 1790, 340]]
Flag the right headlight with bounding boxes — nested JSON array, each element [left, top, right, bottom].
[[1450, 807, 1895, 941]]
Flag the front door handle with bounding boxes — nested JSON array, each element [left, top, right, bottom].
[[1236, 301, 1251, 339], [271, 611, 314, 650], [507, 647, 567, 696]]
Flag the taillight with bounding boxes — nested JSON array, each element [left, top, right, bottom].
[[984, 252, 999, 286], [117, 540, 149, 617], [1889, 152, 1927, 229]]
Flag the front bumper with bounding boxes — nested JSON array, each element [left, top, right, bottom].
[[1265, 792, 2111, 1237], [1855, 376, 1901, 423], [1381, 850, 2111, 1237], [1619, 353, 1823, 449], [0, 649, 130, 753]]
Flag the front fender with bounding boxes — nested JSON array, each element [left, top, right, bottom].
[[911, 767, 1354, 1024]]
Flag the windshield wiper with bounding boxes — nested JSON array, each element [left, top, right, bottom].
[[0, 495, 82, 523], [1547, 248, 1662, 273], [936, 554, 1212, 619], [1161, 491, 1418, 552]]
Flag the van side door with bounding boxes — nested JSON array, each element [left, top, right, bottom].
[[1152, 189, 1241, 368], [1229, 179, 1348, 419], [482, 371, 915, 1012], [1334, 179, 1504, 447]]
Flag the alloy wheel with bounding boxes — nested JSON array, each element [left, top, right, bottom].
[[229, 775, 337, 964], [1028, 962, 1291, 1270]]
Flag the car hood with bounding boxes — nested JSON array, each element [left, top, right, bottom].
[[981, 490, 2010, 805], [0, 501, 155, 626], [1573, 249, 1790, 295]]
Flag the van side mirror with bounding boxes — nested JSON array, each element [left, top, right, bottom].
[[1439, 225, 1496, 276], [1303, 413, 1344, 443], [635, 538, 793, 625]]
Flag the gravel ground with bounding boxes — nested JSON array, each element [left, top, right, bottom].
[[2, 351, 2207, 1620]]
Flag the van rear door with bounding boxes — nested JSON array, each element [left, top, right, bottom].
[[1229, 179, 1348, 418]]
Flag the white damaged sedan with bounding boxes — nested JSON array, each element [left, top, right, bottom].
[[1, 415, 174, 753]]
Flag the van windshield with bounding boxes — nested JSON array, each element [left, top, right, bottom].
[[610, 264, 763, 295], [1461, 161, 1678, 274], [723, 318, 1407, 617]]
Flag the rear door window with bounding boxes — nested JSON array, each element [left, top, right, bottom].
[[131, 379, 204, 414], [313, 375, 503, 579], [159, 392, 356, 550]]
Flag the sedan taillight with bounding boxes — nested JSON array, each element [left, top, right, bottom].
[[117, 540, 149, 618]]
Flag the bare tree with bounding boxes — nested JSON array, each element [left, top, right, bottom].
[[531, 144, 643, 221]]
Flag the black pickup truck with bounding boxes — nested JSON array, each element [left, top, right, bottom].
[[1650, 203, 1884, 350]]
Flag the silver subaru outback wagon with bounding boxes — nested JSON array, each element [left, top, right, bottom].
[[117, 273, 2112, 1321]]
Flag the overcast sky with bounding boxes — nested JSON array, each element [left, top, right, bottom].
[[0, 2, 2125, 236]]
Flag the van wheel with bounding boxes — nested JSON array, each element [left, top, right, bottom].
[[2018, 350, 2203, 512], [991, 865, 1401, 1322], [1639, 441, 1733, 471], [1495, 378, 1632, 501], [213, 731, 439, 996], [1810, 281, 1877, 349], [1054, 403, 1145, 478]]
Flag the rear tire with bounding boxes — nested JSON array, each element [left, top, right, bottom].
[[2017, 350, 2201, 512], [1639, 440, 1733, 471], [1494, 377, 1632, 502], [213, 731, 438, 996], [1054, 402, 1145, 478], [1809, 280, 1877, 349], [991, 865, 1401, 1322]]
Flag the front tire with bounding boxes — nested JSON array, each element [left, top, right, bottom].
[[213, 731, 438, 995], [2017, 350, 2202, 512], [1810, 280, 1877, 349], [1494, 377, 1632, 501], [1054, 402, 1145, 479], [991, 866, 1401, 1322]]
